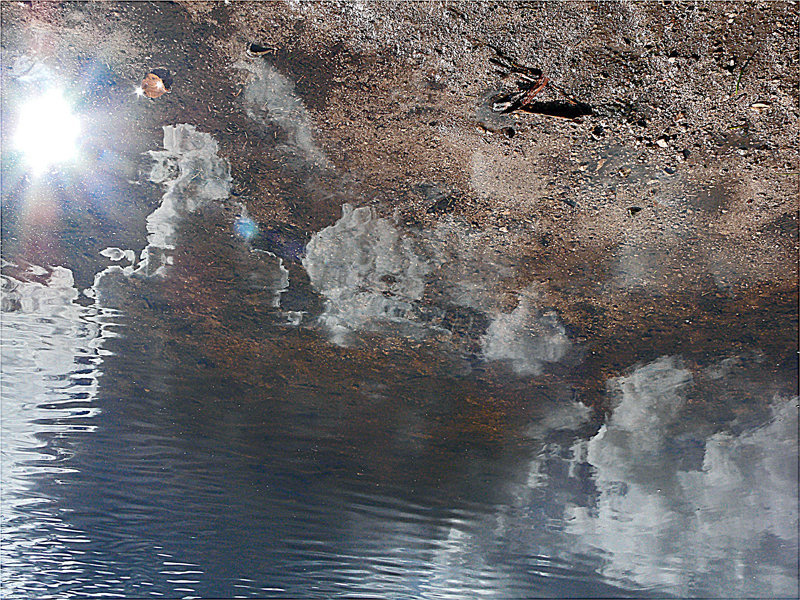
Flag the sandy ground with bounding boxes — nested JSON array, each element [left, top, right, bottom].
[[1, 1, 797, 406]]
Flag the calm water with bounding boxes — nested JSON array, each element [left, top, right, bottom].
[[1, 58, 798, 599]]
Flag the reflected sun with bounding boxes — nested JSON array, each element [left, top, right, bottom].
[[14, 89, 81, 175]]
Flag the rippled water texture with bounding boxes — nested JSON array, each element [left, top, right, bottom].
[[1, 53, 797, 600]]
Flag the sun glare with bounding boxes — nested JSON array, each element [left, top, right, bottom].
[[14, 89, 81, 175]]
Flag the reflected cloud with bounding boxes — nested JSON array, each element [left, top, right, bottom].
[[303, 203, 433, 345], [90, 124, 289, 314], [141, 124, 232, 276], [565, 357, 799, 598], [589, 356, 692, 478], [303, 203, 572, 376], [482, 293, 571, 376], [398, 355, 797, 597], [239, 59, 328, 169]]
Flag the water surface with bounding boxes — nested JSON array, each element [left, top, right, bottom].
[[1, 55, 797, 600]]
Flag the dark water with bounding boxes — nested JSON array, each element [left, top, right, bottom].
[[2, 56, 798, 600]]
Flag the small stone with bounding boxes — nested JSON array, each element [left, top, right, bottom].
[[656, 137, 669, 148], [247, 43, 275, 56], [501, 126, 515, 139], [139, 69, 172, 99]]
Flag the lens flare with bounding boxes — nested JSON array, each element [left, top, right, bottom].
[[234, 215, 258, 242], [14, 89, 81, 175]]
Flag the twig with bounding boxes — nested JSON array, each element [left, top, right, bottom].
[[734, 44, 760, 95]]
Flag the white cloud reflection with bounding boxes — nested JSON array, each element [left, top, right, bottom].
[[565, 357, 798, 597], [239, 59, 328, 168], [303, 204, 573, 377], [482, 294, 571, 376], [302, 203, 433, 345], [141, 124, 233, 276], [90, 124, 289, 312]]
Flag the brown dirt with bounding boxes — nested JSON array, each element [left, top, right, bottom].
[[2, 0, 797, 406]]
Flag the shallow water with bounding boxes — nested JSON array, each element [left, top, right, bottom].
[[2, 56, 798, 599], [2, 255, 796, 599]]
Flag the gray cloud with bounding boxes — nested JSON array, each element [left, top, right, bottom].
[[239, 59, 328, 169]]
